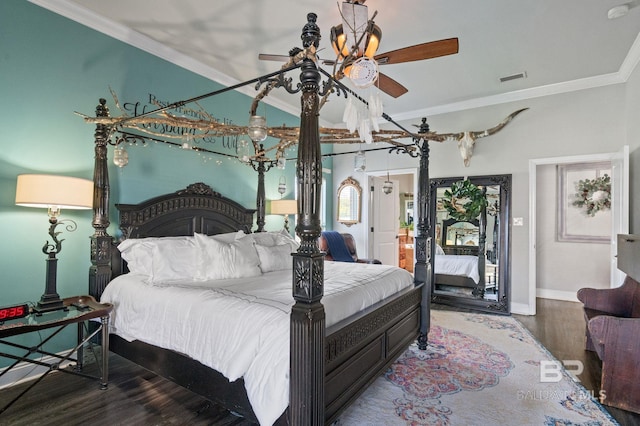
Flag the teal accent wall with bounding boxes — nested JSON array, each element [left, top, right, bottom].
[[0, 0, 332, 366]]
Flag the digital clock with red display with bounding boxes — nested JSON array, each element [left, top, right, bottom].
[[0, 303, 30, 321]]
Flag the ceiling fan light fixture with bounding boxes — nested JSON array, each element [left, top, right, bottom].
[[330, 2, 382, 62], [330, 25, 350, 60], [363, 24, 382, 58]]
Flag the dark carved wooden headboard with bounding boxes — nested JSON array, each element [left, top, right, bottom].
[[108, 182, 256, 282]]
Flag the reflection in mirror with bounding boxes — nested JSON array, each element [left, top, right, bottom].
[[430, 175, 511, 314], [442, 218, 479, 250], [337, 177, 362, 226]]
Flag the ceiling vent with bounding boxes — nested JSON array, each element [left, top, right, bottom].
[[500, 72, 527, 83]]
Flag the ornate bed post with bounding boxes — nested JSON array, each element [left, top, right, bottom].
[[414, 119, 432, 350], [255, 160, 267, 232], [89, 98, 113, 299], [290, 13, 325, 425]]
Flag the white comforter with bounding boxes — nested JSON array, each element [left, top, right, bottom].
[[434, 254, 480, 283], [100, 261, 413, 425]]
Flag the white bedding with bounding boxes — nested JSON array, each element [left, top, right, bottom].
[[101, 261, 414, 425], [434, 254, 480, 283]]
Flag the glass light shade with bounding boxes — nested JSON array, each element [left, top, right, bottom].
[[237, 138, 251, 163], [330, 25, 350, 60], [277, 175, 287, 195], [363, 25, 381, 58], [113, 145, 129, 167], [15, 174, 93, 210], [248, 115, 268, 142], [382, 180, 393, 194], [181, 132, 193, 149], [270, 199, 297, 215], [277, 156, 286, 170], [354, 150, 366, 172]]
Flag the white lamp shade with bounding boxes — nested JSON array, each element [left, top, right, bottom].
[[270, 199, 297, 215], [15, 174, 93, 210]]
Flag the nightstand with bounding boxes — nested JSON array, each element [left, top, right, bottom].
[[0, 295, 112, 415]]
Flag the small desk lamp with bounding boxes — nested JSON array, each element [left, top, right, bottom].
[[15, 174, 93, 314], [270, 199, 297, 233]]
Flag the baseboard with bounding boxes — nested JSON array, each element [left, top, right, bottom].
[[511, 302, 534, 315], [0, 353, 76, 390], [536, 288, 579, 302]]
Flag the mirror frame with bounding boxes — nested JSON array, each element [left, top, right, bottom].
[[337, 176, 362, 226], [429, 174, 512, 314]]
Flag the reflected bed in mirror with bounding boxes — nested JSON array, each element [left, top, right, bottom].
[[337, 176, 362, 226], [430, 174, 511, 314]]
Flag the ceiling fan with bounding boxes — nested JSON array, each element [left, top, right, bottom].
[[258, 1, 458, 98]]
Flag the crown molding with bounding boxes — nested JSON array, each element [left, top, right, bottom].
[[31, 0, 640, 126], [28, 0, 321, 125], [618, 31, 640, 81], [393, 72, 626, 121]]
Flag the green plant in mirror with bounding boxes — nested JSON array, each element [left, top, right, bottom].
[[442, 179, 488, 221]]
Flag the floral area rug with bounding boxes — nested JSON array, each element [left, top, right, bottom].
[[336, 309, 618, 426]]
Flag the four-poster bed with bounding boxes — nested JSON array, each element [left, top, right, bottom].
[[87, 13, 434, 425]]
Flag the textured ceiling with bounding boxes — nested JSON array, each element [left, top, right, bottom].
[[34, 0, 640, 126]]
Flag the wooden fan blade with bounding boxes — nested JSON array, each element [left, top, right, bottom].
[[377, 72, 408, 98], [258, 53, 289, 62], [375, 38, 459, 65]]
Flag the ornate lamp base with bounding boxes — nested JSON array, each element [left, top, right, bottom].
[[33, 294, 66, 314]]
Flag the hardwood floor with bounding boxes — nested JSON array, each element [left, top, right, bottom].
[[1, 298, 638, 425], [515, 298, 640, 426]]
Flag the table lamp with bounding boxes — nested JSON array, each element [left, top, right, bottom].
[[15, 174, 93, 314], [270, 199, 297, 232]]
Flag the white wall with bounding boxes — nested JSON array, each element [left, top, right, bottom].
[[330, 78, 638, 313], [624, 55, 640, 234], [536, 164, 611, 295]]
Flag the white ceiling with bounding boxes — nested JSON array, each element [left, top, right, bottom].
[[33, 0, 640, 127]]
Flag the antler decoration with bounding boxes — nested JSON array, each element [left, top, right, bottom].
[[424, 108, 528, 166]]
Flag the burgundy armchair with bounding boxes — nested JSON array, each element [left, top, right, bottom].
[[318, 233, 381, 264], [577, 275, 640, 414]]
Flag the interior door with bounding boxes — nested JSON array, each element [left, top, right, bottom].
[[609, 145, 630, 287], [370, 176, 400, 266]]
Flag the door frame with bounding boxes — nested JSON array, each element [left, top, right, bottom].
[[365, 167, 418, 261], [528, 147, 629, 315]]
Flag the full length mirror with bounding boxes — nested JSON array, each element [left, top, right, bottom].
[[429, 174, 511, 314], [337, 176, 362, 226]]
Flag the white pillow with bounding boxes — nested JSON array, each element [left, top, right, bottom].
[[274, 230, 300, 251], [117, 236, 200, 283], [195, 233, 262, 280], [118, 236, 186, 277], [255, 243, 294, 273], [435, 244, 445, 255], [244, 232, 278, 246], [210, 230, 246, 243], [117, 238, 153, 276], [150, 237, 201, 283], [239, 230, 300, 251]]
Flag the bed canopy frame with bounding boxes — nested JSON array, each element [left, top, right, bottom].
[[87, 13, 436, 424]]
